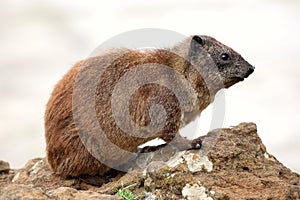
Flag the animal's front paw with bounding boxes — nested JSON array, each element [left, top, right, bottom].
[[190, 137, 202, 149]]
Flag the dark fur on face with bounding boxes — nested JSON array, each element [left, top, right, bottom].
[[190, 35, 254, 88]]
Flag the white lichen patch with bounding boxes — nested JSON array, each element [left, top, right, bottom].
[[264, 152, 276, 162], [182, 184, 213, 200], [183, 153, 213, 173], [143, 168, 147, 176], [264, 152, 269, 159], [166, 151, 213, 173], [29, 159, 44, 175], [12, 172, 20, 183], [144, 192, 156, 200]]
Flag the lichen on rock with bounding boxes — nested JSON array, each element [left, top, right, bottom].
[[0, 123, 300, 199], [182, 183, 213, 200]]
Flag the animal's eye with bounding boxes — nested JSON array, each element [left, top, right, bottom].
[[220, 53, 231, 61]]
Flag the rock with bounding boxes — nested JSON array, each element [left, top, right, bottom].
[[0, 123, 299, 199], [0, 160, 9, 173], [0, 184, 49, 200], [46, 187, 122, 200], [0, 184, 122, 200]]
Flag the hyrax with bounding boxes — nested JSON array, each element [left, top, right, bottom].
[[45, 35, 254, 179]]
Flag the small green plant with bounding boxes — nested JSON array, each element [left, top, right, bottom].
[[117, 183, 138, 200]]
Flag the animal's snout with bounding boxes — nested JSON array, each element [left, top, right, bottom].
[[245, 65, 255, 78]]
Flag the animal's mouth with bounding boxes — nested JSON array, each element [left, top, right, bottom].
[[233, 77, 244, 82], [224, 77, 244, 88]]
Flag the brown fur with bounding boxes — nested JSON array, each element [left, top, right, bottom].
[[45, 35, 254, 178]]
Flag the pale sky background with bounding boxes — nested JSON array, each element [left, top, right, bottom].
[[0, 0, 299, 173]]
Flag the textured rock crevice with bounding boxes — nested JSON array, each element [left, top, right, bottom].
[[0, 123, 299, 199]]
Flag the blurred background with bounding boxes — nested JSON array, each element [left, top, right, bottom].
[[0, 0, 299, 173]]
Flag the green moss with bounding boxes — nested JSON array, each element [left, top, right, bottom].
[[117, 184, 139, 200]]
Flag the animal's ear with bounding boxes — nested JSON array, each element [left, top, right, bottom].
[[192, 35, 203, 46], [189, 35, 204, 60]]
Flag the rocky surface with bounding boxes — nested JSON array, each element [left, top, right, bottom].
[[0, 123, 299, 199]]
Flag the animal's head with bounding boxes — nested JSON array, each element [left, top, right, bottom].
[[189, 35, 254, 88]]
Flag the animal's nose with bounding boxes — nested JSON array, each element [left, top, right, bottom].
[[245, 65, 255, 78]]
